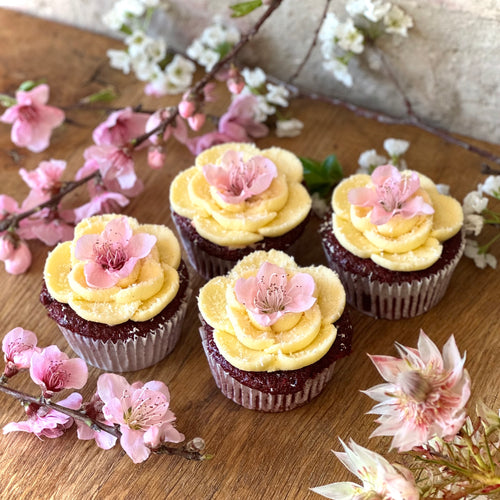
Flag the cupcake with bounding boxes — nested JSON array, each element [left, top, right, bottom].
[[40, 214, 191, 372], [198, 250, 352, 412], [169, 142, 312, 280], [320, 165, 464, 320]]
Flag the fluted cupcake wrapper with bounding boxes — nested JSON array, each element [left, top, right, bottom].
[[58, 287, 192, 372], [200, 328, 336, 412], [322, 235, 465, 320]]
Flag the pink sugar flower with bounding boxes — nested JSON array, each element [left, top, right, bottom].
[[92, 107, 149, 148], [0, 239, 32, 275], [82, 144, 143, 197], [311, 439, 419, 500], [235, 262, 316, 327], [97, 373, 184, 464], [74, 216, 156, 289], [19, 159, 66, 210], [203, 149, 278, 204], [2, 327, 40, 377], [363, 330, 471, 452], [348, 164, 434, 225], [0, 83, 65, 152], [30, 345, 88, 398], [75, 393, 117, 450], [3, 393, 82, 439]]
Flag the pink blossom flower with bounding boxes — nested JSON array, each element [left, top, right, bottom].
[[92, 107, 149, 148], [0, 84, 65, 152], [235, 262, 316, 327], [187, 94, 268, 154], [75, 393, 117, 450], [19, 159, 66, 210], [147, 146, 165, 169], [145, 111, 188, 146], [3, 393, 82, 439], [348, 164, 434, 225], [363, 330, 471, 452], [97, 373, 184, 464], [203, 149, 278, 204], [82, 144, 143, 197], [66, 191, 129, 224], [311, 439, 419, 500], [1, 239, 32, 275], [30, 345, 88, 398], [74, 216, 156, 289], [187, 113, 206, 131], [2, 327, 40, 377], [18, 210, 74, 245]]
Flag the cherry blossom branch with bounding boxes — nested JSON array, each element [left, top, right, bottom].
[[132, 0, 284, 149], [0, 170, 101, 233], [287, 0, 332, 83], [0, 381, 207, 460], [0, 381, 119, 436]]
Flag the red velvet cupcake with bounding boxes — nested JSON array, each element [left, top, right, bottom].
[[197, 250, 352, 412], [169, 142, 311, 280], [320, 165, 464, 319], [41, 214, 191, 372]]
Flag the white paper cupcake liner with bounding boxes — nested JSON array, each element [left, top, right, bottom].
[[200, 329, 336, 412], [323, 234, 465, 320], [58, 287, 192, 372]]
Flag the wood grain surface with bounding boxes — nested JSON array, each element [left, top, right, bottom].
[[0, 9, 499, 500]]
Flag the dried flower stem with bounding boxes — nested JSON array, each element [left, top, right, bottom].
[[0, 381, 207, 461]]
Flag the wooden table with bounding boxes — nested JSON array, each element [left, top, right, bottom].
[[0, 9, 499, 499]]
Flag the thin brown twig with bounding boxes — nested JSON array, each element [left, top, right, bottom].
[[288, 0, 332, 83]]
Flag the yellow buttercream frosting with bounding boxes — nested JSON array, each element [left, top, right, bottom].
[[331, 171, 464, 271], [44, 214, 182, 325], [170, 143, 312, 248], [198, 250, 346, 372]]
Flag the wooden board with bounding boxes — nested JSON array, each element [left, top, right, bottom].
[[0, 8, 499, 499]]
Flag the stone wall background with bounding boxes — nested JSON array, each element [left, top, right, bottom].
[[1, 0, 499, 143]]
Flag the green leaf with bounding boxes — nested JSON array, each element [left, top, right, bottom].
[[0, 94, 16, 107], [230, 0, 263, 18], [217, 41, 233, 59], [18, 80, 39, 91], [80, 88, 118, 104], [300, 154, 344, 198]]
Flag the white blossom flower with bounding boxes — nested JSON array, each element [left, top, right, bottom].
[[384, 5, 414, 37], [311, 439, 419, 500], [107, 49, 132, 74], [436, 183, 450, 195], [186, 39, 205, 60], [201, 24, 229, 50], [131, 54, 157, 81], [142, 38, 167, 64], [336, 18, 364, 54], [319, 12, 340, 44], [241, 67, 267, 89], [383, 138, 410, 157], [358, 148, 387, 172], [464, 214, 484, 236], [265, 83, 290, 107], [479, 175, 500, 199], [241, 91, 275, 122], [464, 239, 497, 269], [346, 0, 391, 23], [224, 25, 241, 45], [102, 7, 128, 31], [323, 59, 353, 87], [276, 118, 303, 138], [463, 190, 488, 215], [165, 54, 195, 90]]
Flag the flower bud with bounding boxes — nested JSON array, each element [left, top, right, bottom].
[[4, 240, 32, 275], [227, 77, 245, 95], [179, 100, 196, 119], [185, 437, 205, 453], [147, 146, 166, 170], [187, 113, 206, 131]]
